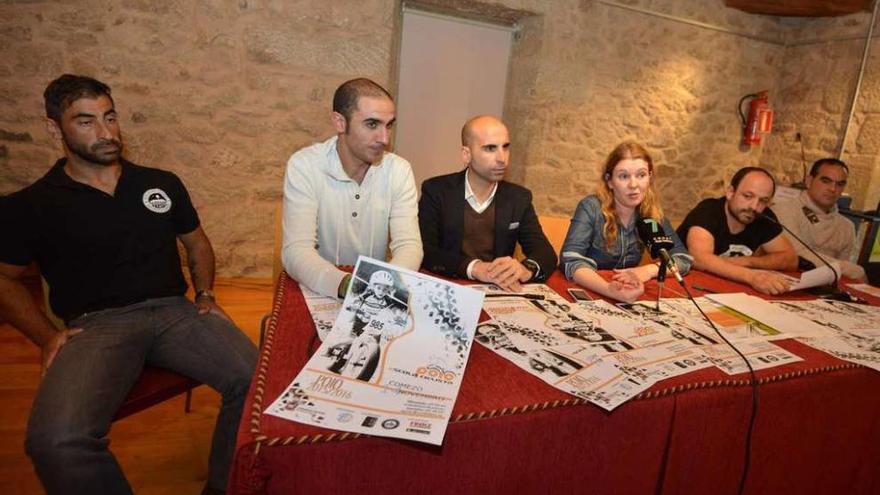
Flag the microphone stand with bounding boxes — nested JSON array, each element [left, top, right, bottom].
[[636, 218, 756, 495], [656, 260, 666, 311], [758, 211, 850, 299], [659, 250, 684, 284]]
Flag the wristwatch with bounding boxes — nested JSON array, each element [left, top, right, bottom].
[[337, 274, 353, 299], [523, 259, 540, 281], [195, 289, 216, 301]]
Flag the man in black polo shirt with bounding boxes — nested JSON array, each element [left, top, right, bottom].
[[0, 75, 257, 495], [418, 115, 557, 291], [676, 166, 798, 295]]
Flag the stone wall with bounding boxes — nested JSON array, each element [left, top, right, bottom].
[[500, 0, 787, 223], [0, 0, 399, 276], [760, 10, 879, 211], [0, 0, 875, 276]]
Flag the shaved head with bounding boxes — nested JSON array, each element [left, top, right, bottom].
[[461, 115, 510, 187], [461, 115, 505, 146]]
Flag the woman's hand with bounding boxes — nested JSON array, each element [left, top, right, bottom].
[[627, 263, 660, 283], [611, 268, 642, 288], [573, 266, 644, 303], [607, 278, 644, 303]]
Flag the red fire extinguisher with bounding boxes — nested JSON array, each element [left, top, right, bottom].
[[739, 91, 773, 146]]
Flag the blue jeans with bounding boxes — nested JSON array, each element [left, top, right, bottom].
[[24, 296, 258, 495]]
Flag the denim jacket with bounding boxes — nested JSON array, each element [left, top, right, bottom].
[[560, 195, 693, 280]]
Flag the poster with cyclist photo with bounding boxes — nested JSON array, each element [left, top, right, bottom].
[[264, 256, 485, 445]]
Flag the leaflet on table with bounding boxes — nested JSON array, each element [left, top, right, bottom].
[[706, 293, 835, 339], [769, 300, 880, 371], [797, 336, 880, 372], [476, 287, 721, 409], [658, 296, 785, 340], [475, 319, 602, 382], [476, 318, 714, 410], [302, 287, 341, 341], [615, 302, 802, 373], [470, 283, 568, 302], [481, 291, 646, 352], [477, 317, 802, 408], [563, 344, 717, 410], [616, 302, 720, 346], [699, 337, 803, 374], [265, 257, 484, 446], [781, 263, 841, 292], [475, 287, 803, 410], [769, 299, 880, 338], [566, 299, 681, 348]]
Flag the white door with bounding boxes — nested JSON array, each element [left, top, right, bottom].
[[395, 8, 514, 190]]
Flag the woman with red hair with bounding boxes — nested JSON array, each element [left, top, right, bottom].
[[560, 141, 692, 302]]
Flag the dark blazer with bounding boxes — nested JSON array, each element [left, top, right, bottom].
[[418, 169, 557, 281]]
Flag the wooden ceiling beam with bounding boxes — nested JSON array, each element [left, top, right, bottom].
[[724, 0, 873, 17]]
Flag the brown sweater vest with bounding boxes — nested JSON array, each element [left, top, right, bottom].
[[462, 200, 496, 263]]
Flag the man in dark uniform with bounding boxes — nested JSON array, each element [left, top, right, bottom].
[[0, 74, 258, 495]]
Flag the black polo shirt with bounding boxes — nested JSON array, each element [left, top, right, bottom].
[[0, 158, 200, 322]]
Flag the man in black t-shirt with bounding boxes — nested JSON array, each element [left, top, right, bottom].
[[677, 167, 797, 295], [0, 75, 257, 495]]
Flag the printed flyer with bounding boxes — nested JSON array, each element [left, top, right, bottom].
[[265, 257, 484, 445], [474, 288, 807, 410], [301, 286, 341, 341], [659, 296, 785, 340], [770, 299, 880, 371]]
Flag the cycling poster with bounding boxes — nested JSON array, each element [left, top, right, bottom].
[[265, 256, 485, 445], [301, 286, 341, 341]]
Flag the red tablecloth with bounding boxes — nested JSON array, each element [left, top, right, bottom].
[[229, 271, 880, 495]]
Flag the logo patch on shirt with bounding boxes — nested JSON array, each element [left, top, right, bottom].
[[720, 244, 754, 257], [801, 206, 819, 224], [142, 188, 172, 213]]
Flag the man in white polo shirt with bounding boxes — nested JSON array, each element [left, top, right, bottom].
[[282, 78, 423, 298]]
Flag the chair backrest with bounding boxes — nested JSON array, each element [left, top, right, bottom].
[[538, 215, 571, 257]]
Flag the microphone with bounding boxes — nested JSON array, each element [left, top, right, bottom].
[[756, 210, 839, 288], [636, 218, 683, 284]]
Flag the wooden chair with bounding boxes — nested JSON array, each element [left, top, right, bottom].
[[40, 278, 199, 421], [114, 367, 199, 421], [503, 214, 571, 272], [538, 215, 571, 256]]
